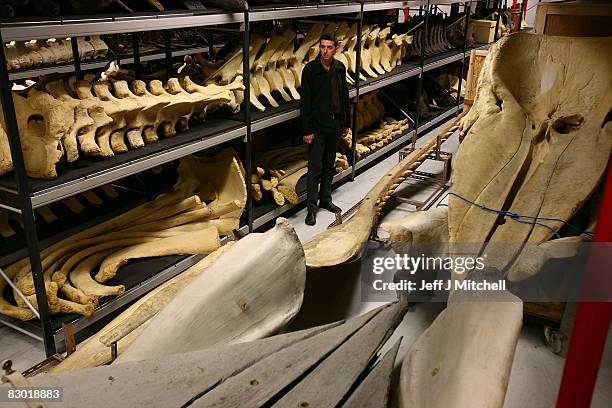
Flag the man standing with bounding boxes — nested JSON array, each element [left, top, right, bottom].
[[300, 32, 351, 226]]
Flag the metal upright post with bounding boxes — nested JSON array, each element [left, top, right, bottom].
[[494, 0, 503, 40], [414, 0, 431, 136], [242, 11, 253, 232], [132, 32, 142, 80], [164, 30, 173, 74], [456, 1, 471, 113], [207, 32, 215, 61], [350, 1, 364, 181], [70, 37, 82, 80], [0, 32, 56, 356]]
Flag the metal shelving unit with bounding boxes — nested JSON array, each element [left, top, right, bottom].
[[0, 121, 246, 209], [0, 0, 502, 355]]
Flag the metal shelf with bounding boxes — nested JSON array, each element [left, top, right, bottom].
[[7, 46, 210, 80], [0, 0, 470, 42], [252, 166, 353, 230], [350, 62, 421, 98], [355, 129, 415, 172], [362, 1, 427, 12], [417, 104, 462, 133], [249, 2, 361, 21], [0, 11, 244, 42], [0, 119, 246, 209], [423, 49, 465, 72], [465, 42, 493, 56], [250, 101, 301, 133]]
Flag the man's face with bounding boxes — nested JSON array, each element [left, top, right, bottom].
[[319, 39, 337, 62]]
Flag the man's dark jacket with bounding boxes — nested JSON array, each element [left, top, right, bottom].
[[300, 56, 351, 135]]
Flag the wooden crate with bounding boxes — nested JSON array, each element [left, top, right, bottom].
[[535, 1, 612, 36], [470, 19, 497, 43], [464, 49, 488, 106]]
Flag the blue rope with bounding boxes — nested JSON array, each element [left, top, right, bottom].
[[436, 191, 594, 239]]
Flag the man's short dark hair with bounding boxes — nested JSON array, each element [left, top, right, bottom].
[[320, 32, 338, 45]]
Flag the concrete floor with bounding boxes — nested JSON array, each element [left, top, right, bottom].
[[1, 119, 610, 406]]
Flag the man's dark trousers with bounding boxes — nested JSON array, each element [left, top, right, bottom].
[[307, 125, 340, 214]]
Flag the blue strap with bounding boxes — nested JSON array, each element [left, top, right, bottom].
[[435, 191, 594, 240]]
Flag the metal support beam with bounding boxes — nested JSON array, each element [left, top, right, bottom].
[[164, 30, 173, 74], [413, 0, 430, 135], [132, 32, 142, 80], [242, 10, 253, 232], [456, 1, 471, 111], [70, 37, 82, 80], [350, 1, 365, 182], [0, 31, 56, 357]]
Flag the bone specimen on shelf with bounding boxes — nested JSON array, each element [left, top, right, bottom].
[[278, 43, 301, 100], [51, 243, 234, 372], [2, 149, 247, 321], [12, 89, 74, 179], [256, 30, 297, 102], [367, 27, 385, 76], [112, 80, 165, 149], [116, 218, 306, 363], [95, 226, 221, 283], [5, 36, 110, 70], [277, 167, 307, 205], [291, 22, 325, 88], [45, 80, 96, 162]]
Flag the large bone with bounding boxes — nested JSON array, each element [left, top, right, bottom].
[[278, 43, 301, 100], [291, 22, 326, 87], [44, 80, 95, 162], [116, 218, 306, 363], [175, 148, 247, 222], [112, 80, 168, 149], [95, 226, 220, 283], [263, 30, 296, 102], [51, 244, 234, 372], [12, 89, 74, 179], [69, 250, 125, 300], [452, 34, 612, 275], [399, 270, 522, 408]]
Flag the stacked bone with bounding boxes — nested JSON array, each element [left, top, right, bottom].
[[0, 184, 121, 238], [408, 15, 455, 58], [357, 118, 410, 156], [203, 23, 321, 112], [5, 36, 108, 70], [0, 74, 244, 179], [342, 92, 407, 160], [347, 25, 412, 82], [203, 21, 412, 111], [0, 148, 247, 321], [252, 145, 349, 206]]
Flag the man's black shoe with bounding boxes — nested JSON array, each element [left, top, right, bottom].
[[305, 211, 316, 226], [319, 202, 341, 213]]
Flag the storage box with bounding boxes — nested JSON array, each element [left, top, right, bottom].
[[470, 20, 497, 43], [534, 1, 612, 36]]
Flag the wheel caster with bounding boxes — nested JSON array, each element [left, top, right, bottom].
[[544, 326, 566, 355]]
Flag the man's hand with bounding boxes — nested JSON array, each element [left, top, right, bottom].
[[342, 128, 350, 137], [304, 134, 315, 144]]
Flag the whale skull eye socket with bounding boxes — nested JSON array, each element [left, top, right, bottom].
[[552, 115, 584, 134]]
